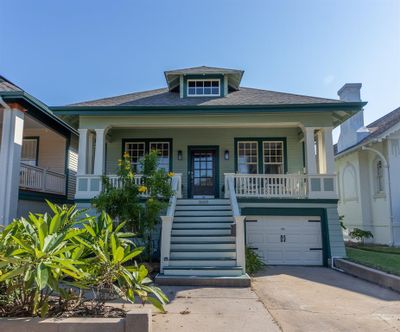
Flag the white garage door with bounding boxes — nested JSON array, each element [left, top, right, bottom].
[[246, 216, 323, 265]]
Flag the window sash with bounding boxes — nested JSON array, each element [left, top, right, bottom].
[[263, 141, 284, 174], [124, 140, 171, 172], [237, 141, 258, 174], [21, 138, 38, 166], [187, 79, 220, 96]]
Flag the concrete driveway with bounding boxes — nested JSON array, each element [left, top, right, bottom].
[[151, 286, 280, 331], [253, 266, 400, 332]]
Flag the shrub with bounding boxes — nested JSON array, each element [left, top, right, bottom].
[[245, 247, 264, 275], [0, 202, 168, 318], [349, 228, 374, 243], [92, 151, 173, 260]]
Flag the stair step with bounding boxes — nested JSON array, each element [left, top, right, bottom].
[[171, 235, 235, 243], [172, 228, 231, 236], [174, 210, 232, 217], [171, 242, 236, 250], [173, 222, 233, 229], [177, 199, 229, 205], [169, 258, 236, 267], [170, 249, 236, 259], [175, 205, 232, 211], [174, 216, 233, 222], [155, 274, 251, 287], [163, 266, 243, 277]]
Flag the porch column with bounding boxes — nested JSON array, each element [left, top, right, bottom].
[[322, 127, 335, 174], [0, 106, 25, 225], [94, 128, 106, 175], [77, 128, 88, 175], [304, 127, 317, 174]]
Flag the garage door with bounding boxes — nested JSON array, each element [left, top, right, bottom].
[[246, 216, 323, 265]]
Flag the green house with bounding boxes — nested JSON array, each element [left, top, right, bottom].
[[52, 66, 366, 286]]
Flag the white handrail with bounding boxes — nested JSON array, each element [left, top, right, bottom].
[[20, 163, 66, 195], [160, 173, 182, 273], [225, 173, 246, 273]]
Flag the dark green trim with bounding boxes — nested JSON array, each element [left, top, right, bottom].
[[238, 198, 339, 204], [121, 138, 173, 171], [19, 190, 73, 204], [22, 136, 40, 166], [50, 101, 367, 115], [242, 207, 331, 266], [234, 137, 288, 174], [0, 92, 78, 137], [187, 145, 220, 199], [65, 134, 71, 197]]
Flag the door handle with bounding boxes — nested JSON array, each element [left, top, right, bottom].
[[283, 235, 286, 242], [280, 235, 283, 242]]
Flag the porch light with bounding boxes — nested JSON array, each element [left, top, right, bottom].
[[177, 150, 183, 160], [224, 150, 230, 160]]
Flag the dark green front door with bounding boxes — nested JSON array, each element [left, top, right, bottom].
[[188, 147, 219, 198]]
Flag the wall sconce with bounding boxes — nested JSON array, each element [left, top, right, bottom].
[[177, 150, 183, 160], [224, 150, 230, 160]]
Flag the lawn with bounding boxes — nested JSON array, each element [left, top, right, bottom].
[[346, 245, 400, 276]]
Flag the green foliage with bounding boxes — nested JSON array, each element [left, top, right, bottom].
[[92, 151, 173, 260], [349, 228, 374, 242], [0, 202, 168, 318], [245, 247, 264, 275]]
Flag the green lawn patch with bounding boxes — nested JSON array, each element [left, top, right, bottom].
[[346, 247, 400, 277], [347, 243, 400, 255]]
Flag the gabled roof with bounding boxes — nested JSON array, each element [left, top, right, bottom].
[[69, 86, 343, 107], [164, 66, 244, 91], [335, 106, 400, 156], [0, 75, 23, 92]]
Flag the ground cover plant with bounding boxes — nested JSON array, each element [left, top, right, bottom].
[[0, 202, 168, 318]]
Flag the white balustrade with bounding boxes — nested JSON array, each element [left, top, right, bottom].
[[19, 163, 66, 195], [225, 173, 337, 199]]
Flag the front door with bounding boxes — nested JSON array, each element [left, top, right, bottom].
[[189, 147, 218, 198]]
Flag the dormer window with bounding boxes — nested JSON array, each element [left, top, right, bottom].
[[187, 79, 220, 96]]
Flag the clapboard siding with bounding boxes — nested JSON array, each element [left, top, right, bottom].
[[105, 127, 303, 198], [326, 207, 346, 257]]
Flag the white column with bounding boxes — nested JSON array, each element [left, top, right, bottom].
[[304, 127, 317, 175], [316, 130, 325, 173], [87, 131, 95, 174], [0, 107, 25, 225], [322, 127, 335, 174], [77, 128, 88, 175], [94, 128, 106, 175]]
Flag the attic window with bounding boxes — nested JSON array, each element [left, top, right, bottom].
[[187, 79, 220, 96]]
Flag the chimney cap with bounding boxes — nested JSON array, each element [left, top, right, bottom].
[[337, 83, 362, 102]]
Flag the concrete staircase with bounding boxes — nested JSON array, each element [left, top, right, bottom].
[[156, 199, 250, 287]]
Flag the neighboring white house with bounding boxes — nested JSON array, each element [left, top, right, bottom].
[[0, 76, 79, 226], [335, 85, 400, 246]]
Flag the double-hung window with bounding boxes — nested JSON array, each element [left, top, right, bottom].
[[236, 139, 285, 174], [124, 140, 171, 172], [21, 138, 39, 166], [187, 79, 220, 96]]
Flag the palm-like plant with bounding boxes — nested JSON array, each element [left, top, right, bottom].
[[0, 202, 168, 317]]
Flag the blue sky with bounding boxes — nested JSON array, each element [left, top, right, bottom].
[[1, 0, 399, 141]]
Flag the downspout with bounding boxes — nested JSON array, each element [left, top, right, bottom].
[[361, 145, 395, 245]]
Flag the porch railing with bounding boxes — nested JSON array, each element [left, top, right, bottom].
[[224, 173, 337, 199], [20, 163, 66, 195], [75, 173, 183, 200]]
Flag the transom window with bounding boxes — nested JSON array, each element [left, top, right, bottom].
[[22, 138, 39, 166], [124, 140, 171, 172], [187, 79, 220, 96], [237, 139, 285, 174]]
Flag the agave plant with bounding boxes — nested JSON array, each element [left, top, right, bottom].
[[0, 202, 168, 317]]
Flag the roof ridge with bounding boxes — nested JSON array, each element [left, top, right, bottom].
[[366, 106, 400, 128]]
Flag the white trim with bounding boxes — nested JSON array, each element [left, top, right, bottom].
[[237, 140, 258, 174], [187, 79, 221, 97], [262, 140, 284, 174]]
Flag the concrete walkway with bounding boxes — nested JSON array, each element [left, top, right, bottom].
[[253, 266, 400, 332], [151, 286, 280, 332]]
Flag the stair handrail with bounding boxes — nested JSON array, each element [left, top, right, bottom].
[[225, 173, 246, 273], [160, 173, 182, 273]]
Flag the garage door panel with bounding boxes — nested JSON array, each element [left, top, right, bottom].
[[246, 216, 323, 266]]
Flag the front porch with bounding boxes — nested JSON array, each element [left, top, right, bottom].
[[75, 125, 337, 200]]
